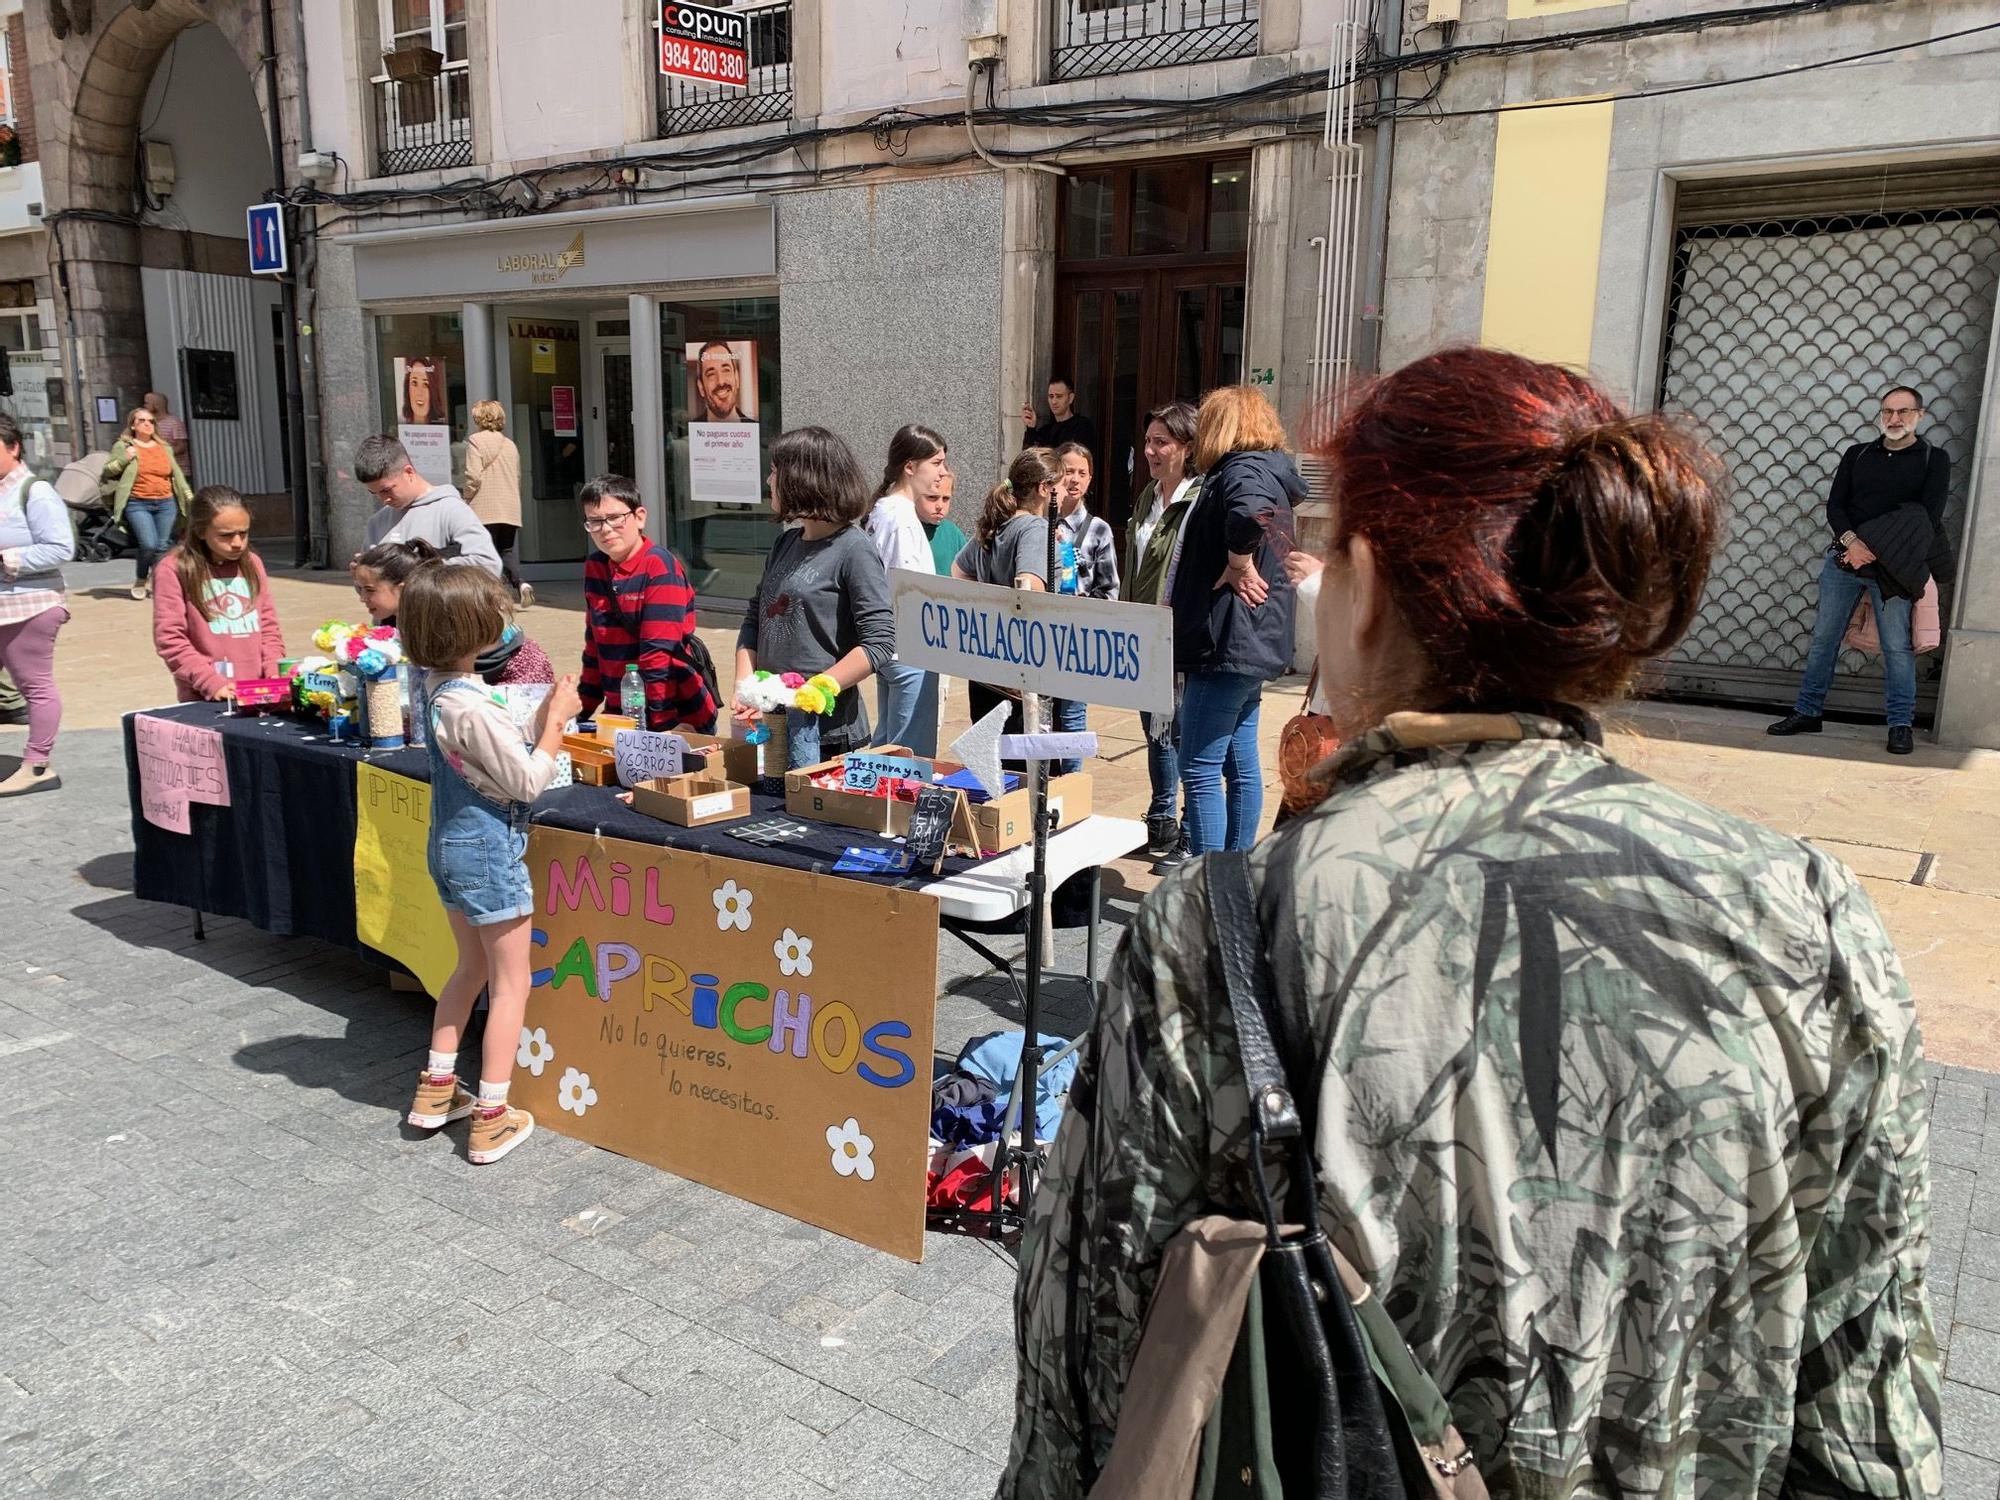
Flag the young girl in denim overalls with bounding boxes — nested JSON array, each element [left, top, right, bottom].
[[399, 564, 580, 1164]]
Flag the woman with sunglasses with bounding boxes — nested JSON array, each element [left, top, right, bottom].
[[101, 404, 194, 601]]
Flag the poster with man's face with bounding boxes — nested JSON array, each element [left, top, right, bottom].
[[395, 356, 450, 432], [685, 340, 757, 425]]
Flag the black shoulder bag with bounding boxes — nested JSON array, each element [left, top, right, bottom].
[[1197, 851, 1485, 1500]]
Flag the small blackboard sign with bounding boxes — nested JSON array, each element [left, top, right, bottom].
[[905, 784, 960, 875]]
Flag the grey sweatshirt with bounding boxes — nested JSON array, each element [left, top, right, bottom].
[[362, 484, 503, 577]]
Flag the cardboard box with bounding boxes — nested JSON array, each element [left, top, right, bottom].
[[560, 733, 617, 786], [785, 749, 1092, 854], [628, 773, 751, 827], [680, 725, 786, 786]]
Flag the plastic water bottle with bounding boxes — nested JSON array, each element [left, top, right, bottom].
[[620, 664, 645, 721]]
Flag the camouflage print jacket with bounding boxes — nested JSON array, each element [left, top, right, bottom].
[[1003, 712, 1941, 1499]]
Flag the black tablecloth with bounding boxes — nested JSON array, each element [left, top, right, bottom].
[[124, 704, 987, 950]]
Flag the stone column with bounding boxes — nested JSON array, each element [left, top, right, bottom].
[[461, 302, 496, 408]]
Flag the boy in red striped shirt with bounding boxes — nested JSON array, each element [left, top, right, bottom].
[[575, 476, 718, 732]]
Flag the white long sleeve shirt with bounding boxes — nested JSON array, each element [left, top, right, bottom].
[[866, 493, 934, 577]]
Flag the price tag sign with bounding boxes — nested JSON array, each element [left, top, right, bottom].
[[840, 752, 932, 793], [903, 784, 962, 875], [614, 729, 687, 788]]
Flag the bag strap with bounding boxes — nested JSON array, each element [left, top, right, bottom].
[[1204, 850, 1317, 1236], [1301, 661, 1321, 714]]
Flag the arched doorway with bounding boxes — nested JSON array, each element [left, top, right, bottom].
[[37, 0, 299, 492]]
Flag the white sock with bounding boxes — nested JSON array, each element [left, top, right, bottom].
[[477, 1080, 510, 1110], [426, 1050, 456, 1078]]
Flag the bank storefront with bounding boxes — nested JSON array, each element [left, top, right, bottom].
[[344, 198, 781, 600]]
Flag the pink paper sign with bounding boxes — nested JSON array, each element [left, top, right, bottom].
[[133, 715, 232, 834]]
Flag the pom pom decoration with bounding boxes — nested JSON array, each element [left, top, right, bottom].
[[355, 647, 389, 678], [779, 672, 806, 689], [794, 673, 842, 717], [734, 670, 794, 715]]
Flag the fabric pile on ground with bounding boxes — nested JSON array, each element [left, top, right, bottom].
[[925, 1031, 1079, 1208]]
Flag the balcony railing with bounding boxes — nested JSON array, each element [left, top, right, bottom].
[[1051, 0, 1260, 81], [372, 66, 474, 176], [656, 2, 794, 137]]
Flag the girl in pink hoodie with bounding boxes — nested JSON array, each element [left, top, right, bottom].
[[152, 487, 287, 701]]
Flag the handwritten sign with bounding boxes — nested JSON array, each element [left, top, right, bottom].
[[903, 784, 962, 874], [890, 570, 1173, 713], [840, 751, 931, 792], [132, 715, 231, 834], [614, 729, 686, 788], [519, 826, 939, 1259], [353, 764, 455, 997]]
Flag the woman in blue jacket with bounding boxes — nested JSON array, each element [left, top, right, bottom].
[[1168, 386, 1306, 853]]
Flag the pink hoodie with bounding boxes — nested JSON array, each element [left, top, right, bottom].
[[152, 553, 288, 701]]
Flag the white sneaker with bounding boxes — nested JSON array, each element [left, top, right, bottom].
[[519, 583, 535, 609], [0, 762, 59, 797]]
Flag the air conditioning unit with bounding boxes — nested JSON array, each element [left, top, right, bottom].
[[142, 140, 177, 199]]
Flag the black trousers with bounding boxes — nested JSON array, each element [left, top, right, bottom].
[[485, 523, 522, 590]]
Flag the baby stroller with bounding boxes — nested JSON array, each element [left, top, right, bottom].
[[53, 450, 128, 562]]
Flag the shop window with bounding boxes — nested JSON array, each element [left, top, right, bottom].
[[374, 311, 467, 493], [660, 296, 780, 601]]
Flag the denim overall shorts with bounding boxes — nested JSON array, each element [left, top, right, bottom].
[[424, 677, 535, 925]]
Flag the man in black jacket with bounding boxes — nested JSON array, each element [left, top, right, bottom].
[[1020, 377, 1096, 452], [1768, 385, 1948, 755]]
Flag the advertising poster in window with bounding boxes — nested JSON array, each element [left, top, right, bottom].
[[395, 355, 453, 486], [684, 339, 761, 506]]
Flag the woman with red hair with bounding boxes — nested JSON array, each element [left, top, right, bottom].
[[1004, 347, 1939, 1498]]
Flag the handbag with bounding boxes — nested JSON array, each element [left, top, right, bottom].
[[1086, 852, 1484, 1499], [1277, 664, 1340, 818]]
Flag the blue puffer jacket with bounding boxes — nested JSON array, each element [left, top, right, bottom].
[[1169, 448, 1307, 680]]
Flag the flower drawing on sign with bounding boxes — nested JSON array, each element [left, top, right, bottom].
[[517, 1026, 555, 1077], [826, 1117, 876, 1182], [774, 928, 814, 977], [712, 878, 753, 932], [557, 1067, 598, 1117]]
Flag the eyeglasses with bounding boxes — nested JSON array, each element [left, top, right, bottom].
[[581, 509, 637, 534], [1881, 406, 1920, 418]]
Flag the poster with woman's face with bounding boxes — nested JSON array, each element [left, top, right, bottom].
[[685, 340, 757, 425], [396, 356, 449, 430]]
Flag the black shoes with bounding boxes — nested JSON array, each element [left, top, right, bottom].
[[1144, 815, 1178, 859], [1154, 825, 1192, 871], [1767, 713, 1823, 736], [1887, 726, 1914, 756]]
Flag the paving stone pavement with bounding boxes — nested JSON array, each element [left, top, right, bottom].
[[5, 730, 2000, 1497], [0, 728, 1118, 1499]]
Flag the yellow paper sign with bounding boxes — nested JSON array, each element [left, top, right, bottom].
[[353, 764, 455, 997], [516, 826, 939, 1260], [532, 339, 557, 374]]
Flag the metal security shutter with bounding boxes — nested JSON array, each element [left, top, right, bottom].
[[1655, 161, 2000, 719]]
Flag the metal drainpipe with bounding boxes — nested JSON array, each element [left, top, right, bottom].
[[261, 0, 313, 567], [1356, 0, 1406, 377], [289, 0, 330, 567]]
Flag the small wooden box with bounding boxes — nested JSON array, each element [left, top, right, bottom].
[[628, 773, 750, 827], [560, 733, 617, 786]]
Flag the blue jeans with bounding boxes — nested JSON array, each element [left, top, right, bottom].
[[1052, 698, 1088, 775], [1795, 552, 1916, 727], [1142, 709, 1180, 823], [873, 660, 938, 756], [1179, 670, 1264, 855], [124, 498, 179, 582]]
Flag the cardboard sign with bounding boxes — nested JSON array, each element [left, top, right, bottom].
[[840, 751, 931, 792], [132, 715, 231, 834], [614, 729, 686, 788], [890, 570, 1174, 713], [353, 765, 455, 998], [518, 826, 938, 1260]]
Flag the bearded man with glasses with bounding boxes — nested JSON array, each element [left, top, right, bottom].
[[575, 474, 718, 733], [1768, 385, 1950, 755]]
